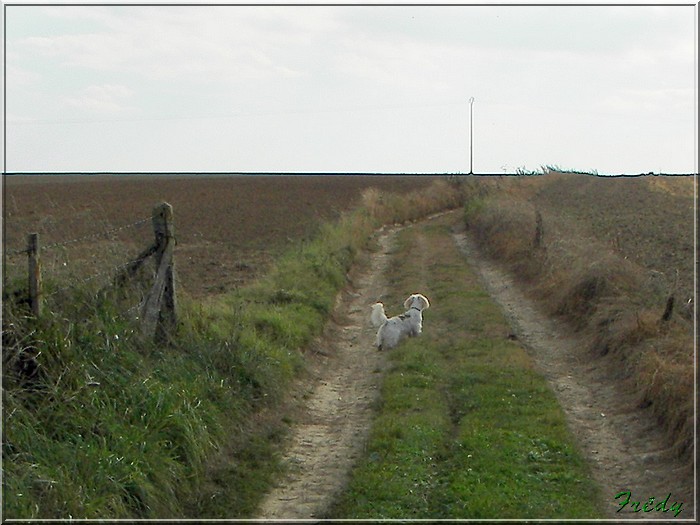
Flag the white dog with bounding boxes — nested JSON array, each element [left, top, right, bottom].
[[370, 294, 430, 350]]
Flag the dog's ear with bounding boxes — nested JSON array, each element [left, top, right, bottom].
[[405, 294, 430, 310], [419, 295, 430, 310]]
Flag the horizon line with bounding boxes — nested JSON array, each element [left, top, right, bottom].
[[3, 171, 697, 178]]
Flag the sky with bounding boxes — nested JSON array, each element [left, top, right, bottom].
[[3, 1, 698, 174]]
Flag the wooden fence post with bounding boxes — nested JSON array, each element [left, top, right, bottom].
[[155, 202, 177, 342], [533, 210, 544, 249], [28, 233, 42, 317], [140, 202, 177, 342], [660, 269, 679, 324]]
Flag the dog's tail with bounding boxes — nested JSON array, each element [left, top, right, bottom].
[[370, 303, 388, 327]]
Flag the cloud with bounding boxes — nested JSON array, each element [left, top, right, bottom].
[[5, 62, 42, 87], [15, 6, 325, 83], [598, 88, 694, 120], [64, 84, 135, 114], [5, 4, 696, 173]]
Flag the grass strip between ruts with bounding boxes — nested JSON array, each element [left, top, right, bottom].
[[328, 217, 604, 519]]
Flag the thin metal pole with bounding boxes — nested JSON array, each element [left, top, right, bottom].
[[469, 97, 475, 174]]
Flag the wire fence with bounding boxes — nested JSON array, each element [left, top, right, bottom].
[[3, 203, 177, 341]]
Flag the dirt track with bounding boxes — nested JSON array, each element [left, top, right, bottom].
[[255, 211, 694, 520], [452, 225, 694, 519], [255, 225, 397, 519]]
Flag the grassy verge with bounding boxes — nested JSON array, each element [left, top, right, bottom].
[[2, 179, 466, 519], [329, 217, 603, 519], [461, 174, 694, 460]]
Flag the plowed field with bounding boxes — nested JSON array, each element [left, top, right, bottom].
[[3, 175, 440, 297]]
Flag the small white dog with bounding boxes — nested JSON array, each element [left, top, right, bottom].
[[370, 294, 430, 350]]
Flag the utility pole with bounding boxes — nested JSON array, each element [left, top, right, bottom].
[[469, 97, 475, 174]]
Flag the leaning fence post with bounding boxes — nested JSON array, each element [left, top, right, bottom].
[[140, 202, 177, 342], [28, 233, 42, 317]]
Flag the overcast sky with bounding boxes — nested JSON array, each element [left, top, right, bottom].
[[3, 2, 697, 174]]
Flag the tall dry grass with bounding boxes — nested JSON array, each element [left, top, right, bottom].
[[463, 177, 694, 460], [361, 178, 466, 226]]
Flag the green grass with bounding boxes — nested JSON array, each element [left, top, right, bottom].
[[2, 208, 367, 519], [328, 218, 604, 519], [2, 179, 468, 519]]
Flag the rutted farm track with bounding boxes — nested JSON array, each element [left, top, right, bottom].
[[255, 210, 694, 519], [255, 224, 397, 518], [452, 228, 694, 519]]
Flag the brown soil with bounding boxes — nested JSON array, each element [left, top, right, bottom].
[[503, 172, 695, 306], [254, 210, 694, 519], [3, 175, 440, 297]]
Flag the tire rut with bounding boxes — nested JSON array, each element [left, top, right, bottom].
[[255, 211, 694, 520], [255, 225, 399, 519], [452, 226, 694, 520]]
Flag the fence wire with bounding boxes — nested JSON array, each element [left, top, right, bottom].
[[3, 212, 157, 326], [39, 216, 151, 252], [43, 256, 152, 300], [3, 216, 151, 257]]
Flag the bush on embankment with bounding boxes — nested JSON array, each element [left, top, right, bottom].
[[462, 175, 694, 461], [1, 178, 467, 519]]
